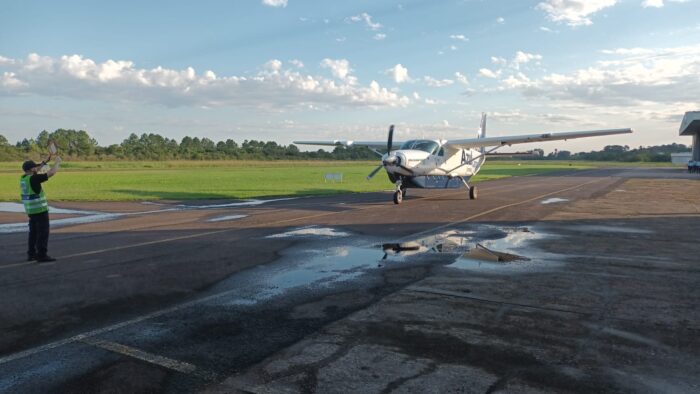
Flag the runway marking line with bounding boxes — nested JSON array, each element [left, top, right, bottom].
[[0, 176, 608, 368], [81, 337, 218, 381]]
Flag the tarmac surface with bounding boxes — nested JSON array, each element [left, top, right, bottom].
[[0, 167, 699, 393]]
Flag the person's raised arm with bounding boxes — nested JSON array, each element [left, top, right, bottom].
[[47, 156, 61, 178]]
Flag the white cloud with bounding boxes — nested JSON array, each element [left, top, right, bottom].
[[0, 53, 410, 109], [423, 76, 454, 87], [261, 0, 288, 8], [539, 26, 555, 32], [320, 58, 350, 80], [454, 72, 469, 86], [450, 34, 469, 42], [388, 64, 410, 83], [536, 0, 617, 26], [513, 51, 543, 69], [347, 12, 383, 31], [491, 56, 507, 66], [478, 68, 500, 78], [0, 56, 16, 66], [373, 33, 387, 40], [642, 0, 689, 7], [502, 44, 700, 108], [496, 17, 505, 23], [264, 59, 283, 72], [289, 59, 304, 68]]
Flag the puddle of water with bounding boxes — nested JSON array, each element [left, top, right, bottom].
[[207, 214, 248, 222], [541, 198, 569, 204], [0, 202, 125, 234], [447, 227, 552, 271], [0, 213, 125, 233], [0, 202, 102, 215], [211, 243, 389, 306], [205, 225, 553, 308], [381, 230, 474, 258], [574, 225, 652, 234], [266, 226, 351, 238], [380, 226, 542, 271]]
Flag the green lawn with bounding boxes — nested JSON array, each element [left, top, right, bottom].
[[0, 160, 646, 201]]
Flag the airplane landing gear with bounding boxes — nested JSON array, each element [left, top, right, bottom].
[[393, 190, 403, 204], [459, 177, 477, 200], [393, 180, 404, 204], [469, 185, 478, 200]]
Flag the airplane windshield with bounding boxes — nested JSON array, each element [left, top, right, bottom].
[[400, 140, 439, 155]]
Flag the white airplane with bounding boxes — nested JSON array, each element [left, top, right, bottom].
[[294, 114, 632, 204]]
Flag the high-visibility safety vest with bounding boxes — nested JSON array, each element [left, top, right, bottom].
[[19, 175, 49, 215]]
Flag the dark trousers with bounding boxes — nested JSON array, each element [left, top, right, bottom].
[[28, 212, 50, 257]]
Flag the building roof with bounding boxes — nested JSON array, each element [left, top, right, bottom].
[[680, 111, 700, 136]]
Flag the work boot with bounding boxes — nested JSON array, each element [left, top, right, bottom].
[[36, 255, 56, 263], [27, 254, 37, 262]]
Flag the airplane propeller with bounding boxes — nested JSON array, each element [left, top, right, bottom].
[[366, 125, 395, 181]]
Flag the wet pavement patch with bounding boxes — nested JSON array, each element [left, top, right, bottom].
[[266, 226, 351, 238], [541, 197, 569, 204], [0, 202, 123, 234], [0, 223, 556, 392], [206, 214, 247, 222]]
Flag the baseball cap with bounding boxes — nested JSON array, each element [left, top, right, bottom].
[[22, 160, 38, 171]]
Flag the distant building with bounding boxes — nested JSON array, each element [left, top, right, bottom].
[[671, 152, 692, 165], [680, 111, 700, 161]]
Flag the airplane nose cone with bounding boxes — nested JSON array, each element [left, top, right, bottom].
[[383, 154, 401, 166]]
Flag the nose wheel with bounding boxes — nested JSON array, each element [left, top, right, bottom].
[[393, 180, 406, 204], [393, 190, 403, 204]]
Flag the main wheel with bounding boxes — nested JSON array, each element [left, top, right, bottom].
[[469, 185, 478, 200], [393, 190, 403, 204], [401, 187, 407, 198]]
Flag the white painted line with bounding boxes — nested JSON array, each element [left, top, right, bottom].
[[81, 338, 217, 381]]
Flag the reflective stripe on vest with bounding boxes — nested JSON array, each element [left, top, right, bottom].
[[19, 175, 48, 215]]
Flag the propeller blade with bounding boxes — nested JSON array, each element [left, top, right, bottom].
[[387, 125, 394, 153], [366, 164, 384, 181]]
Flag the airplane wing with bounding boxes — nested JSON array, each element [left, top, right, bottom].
[[293, 140, 404, 150], [445, 128, 633, 149]]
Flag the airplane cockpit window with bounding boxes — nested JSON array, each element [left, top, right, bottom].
[[400, 140, 439, 155]]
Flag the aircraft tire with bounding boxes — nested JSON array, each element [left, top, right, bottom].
[[393, 190, 403, 204], [401, 187, 407, 198], [469, 185, 478, 200]]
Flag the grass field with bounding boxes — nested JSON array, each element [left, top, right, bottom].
[[0, 160, 667, 201]]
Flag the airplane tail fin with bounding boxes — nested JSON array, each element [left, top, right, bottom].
[[471, 113, 487, 173], [477, 112, 486, 139]]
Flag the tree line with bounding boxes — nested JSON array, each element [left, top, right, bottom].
[[0, 129, 377, 161], [0, 129, 689, 162], [525, 143, 689, 162]]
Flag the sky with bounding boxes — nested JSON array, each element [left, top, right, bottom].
[[1, 0, 699, 153]]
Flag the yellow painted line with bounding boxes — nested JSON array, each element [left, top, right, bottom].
[[81, 337, 217, 381]]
